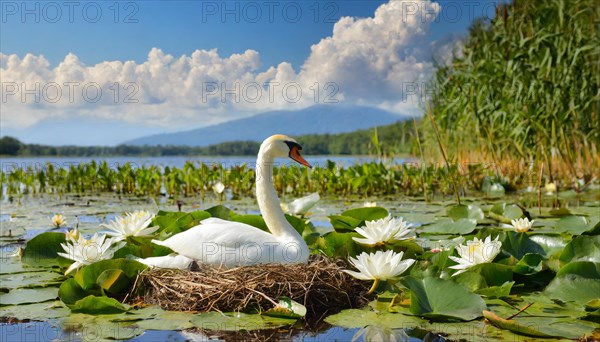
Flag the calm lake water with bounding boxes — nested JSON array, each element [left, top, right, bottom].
[[0, 155, 416, 173]]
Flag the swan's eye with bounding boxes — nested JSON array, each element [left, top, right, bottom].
[[284, 140, 302, 151]]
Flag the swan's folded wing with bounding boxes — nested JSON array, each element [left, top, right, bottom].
[[151, 220, 279, 263], [200, 217, 234, 225]]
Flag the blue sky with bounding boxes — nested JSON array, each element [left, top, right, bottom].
[[0, 0, 499, 145]]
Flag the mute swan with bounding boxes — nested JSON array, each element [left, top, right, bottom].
[[144, 134, 312, 269]]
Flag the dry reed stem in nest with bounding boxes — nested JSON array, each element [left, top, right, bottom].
[[134, 255, 369, 319]]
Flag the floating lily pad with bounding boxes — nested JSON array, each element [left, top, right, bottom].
[[324, 308, 425, 329], [132, 307, 196, 330], [328, 207, 389, 231], [21, 232, 68, 267], [501, 231, 546, 259], [447, 204, 484, 222], [554, 216, 598, 235], [155, 210, 211, 237], [0, 287, 58, 305], [529, 235, 569, 257], [489, 203, 523, 223], [401, 276, 487, 321], [69, 295, 129, 314], [191, 312, 297, 331], [545, 262, 600, 304], [454, 263, 513, 291], [205, 205, 233, 220], [420, 218, 477, 235], [74, 259, 146, 292], [315, 231, 364, 258], [0, 301, 69, 320], [476, 281, 514, 298], [559, 235, 600, 263], [513, 253, 545, 275]]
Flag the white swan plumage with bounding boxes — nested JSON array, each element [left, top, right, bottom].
[[142, 134, 312, 269]]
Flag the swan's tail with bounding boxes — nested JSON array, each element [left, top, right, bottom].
[[135, 254, 193, 270]]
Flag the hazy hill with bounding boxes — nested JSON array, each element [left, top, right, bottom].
[[124, 105, 405, 146]]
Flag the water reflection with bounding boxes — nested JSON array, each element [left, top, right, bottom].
[[352, 325, 410, 342]]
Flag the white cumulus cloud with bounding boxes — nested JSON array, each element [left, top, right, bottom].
[[1, 0, 450, 135]]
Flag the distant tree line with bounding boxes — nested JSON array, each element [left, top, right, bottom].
[[0, 120, 415, 157]]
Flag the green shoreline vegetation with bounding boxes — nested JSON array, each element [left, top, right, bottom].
[[0, 121, 415, 157]]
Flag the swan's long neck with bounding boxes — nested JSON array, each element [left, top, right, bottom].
[[256, 152, 301, 240]]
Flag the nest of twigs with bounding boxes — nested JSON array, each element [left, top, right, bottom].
[[134, 255, 369, 319]]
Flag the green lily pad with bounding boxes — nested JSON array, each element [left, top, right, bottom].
[[401, 276, 487, 321], [454, 263, 514, 291], [501, 231, 545, 260], [229, 214, 268, 231], [447, 204, 484, 222], [21, 232, 68, 267], [545, 262, 600, 304], [69, 295, 129, 314], [0, 287, 58, 305], [97, 269, 131, 294], [329, 207, 388, 231], [0, 301, 70, 320], [58, 278, 89, 305], [155, 209, 211, 237], [132, 307, 196, 330], [476, 281, 514, 298], [554, 216, 598, 235], [62, 313, 142, 340], [559, 235, 600, 263], [74, 259, 146, 292], [513, 253, 545, 275], [529, 235, 569, 257], [420, 218, 477, 235], [489, 203, 523, 223], [324, 308, 426, 329], [191, 312, 296, 331], [206, 205, 233, 220], [0, 271, 64, 290], [315, 231, 364, 258]]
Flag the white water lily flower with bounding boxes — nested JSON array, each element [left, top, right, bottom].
[[448, 236, 502, 276], [102, 210, 158, 241], [65, 228, 80, 243], [363, 201, 377, 207], [284, 192, 320, 216], [344, 250, 415, 293], [51, 214, 67, 228], [511, 218, 534, 233], [212, 181, 225, 194], [58, 233, 124, 275], [353, 215, 416, 246], [545, 182, 557, 194]]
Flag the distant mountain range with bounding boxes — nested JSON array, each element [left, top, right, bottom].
[[124, 105, 406, 146]]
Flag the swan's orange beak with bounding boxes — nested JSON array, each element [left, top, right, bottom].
[[289, 146, 312, 168]]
